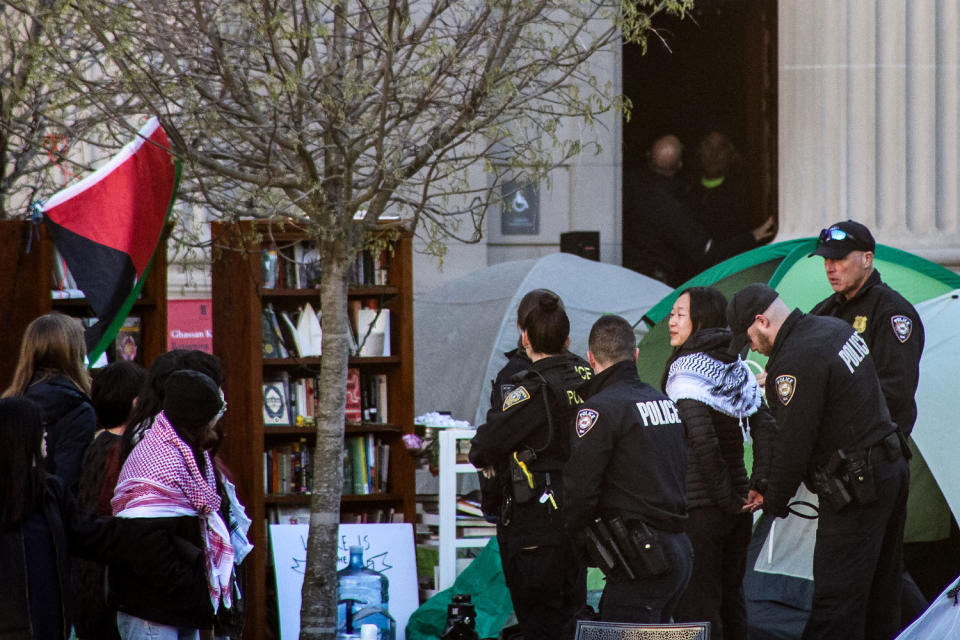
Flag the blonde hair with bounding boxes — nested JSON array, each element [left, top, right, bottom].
[[3, 313, 91, 397]]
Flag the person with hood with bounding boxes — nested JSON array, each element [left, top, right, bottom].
[[3, 312, 96, 494], [663, 286, 775, 640], [469, 289, 592, 640]]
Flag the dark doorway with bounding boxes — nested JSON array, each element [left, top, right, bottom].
[[622, 0, 777, 245]]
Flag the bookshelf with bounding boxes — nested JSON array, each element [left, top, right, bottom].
[[0, 219, 168, 390], [210, 221, 415, 639]]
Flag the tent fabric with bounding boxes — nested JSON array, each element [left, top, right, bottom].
[[895, 574, 960, 640], [415, 253, 671, 426], [405, 537, 514, 640]]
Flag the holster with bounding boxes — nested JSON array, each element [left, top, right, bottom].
[[811, 461, 853, 512], [585, 516, 671, 579], [840, 449, 877, 505], [509, 449, 538, 504]]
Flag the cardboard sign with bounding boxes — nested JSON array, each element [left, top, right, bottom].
[[270, 523, 418, 640]]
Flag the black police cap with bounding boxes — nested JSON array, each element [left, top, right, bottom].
[[809, 220, 876, 259]]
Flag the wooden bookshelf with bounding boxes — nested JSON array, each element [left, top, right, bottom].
[[210, 221, 415, 640], [0, 219, 168, 390]]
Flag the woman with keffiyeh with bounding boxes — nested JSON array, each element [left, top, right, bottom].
[[110, 370, 235, 640], [662, 286, 777, 640]]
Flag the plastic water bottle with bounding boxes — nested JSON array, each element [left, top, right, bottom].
[[336, 546, 396, 640]]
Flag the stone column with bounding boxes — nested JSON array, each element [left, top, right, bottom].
[[779, 0, 960, 266]]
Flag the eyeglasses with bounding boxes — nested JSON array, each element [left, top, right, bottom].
[[817, 226, 857, 245]]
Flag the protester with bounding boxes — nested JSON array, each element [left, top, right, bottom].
[[0, 396, 190, 640], [564, 315, 692, 623], [3, 312, 96, 493], [110, 370, 233, 639], [663, 287, 775, 639], [469, 290, 592, 640], [730, 283, 909, 640], [73, 360, 148, 640]]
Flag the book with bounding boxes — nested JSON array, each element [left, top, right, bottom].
[[356, 307, 389, 357], [374, 374, 389, 423], [261, 247, 279, 288], [115, 316, 141, 362], [298, 244, 323, 288], [347, 435, 369, 495], [278, 310, 301, 358], [296, 303, 323, 356], [262, 304, 287, 358], [345, 368, 362, 422], [263, 379, 291, 426]]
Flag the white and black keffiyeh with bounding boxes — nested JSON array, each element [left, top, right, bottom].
[[665, 352, 762, 423]]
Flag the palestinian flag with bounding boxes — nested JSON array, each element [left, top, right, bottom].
[[40, 117, 181, 364]]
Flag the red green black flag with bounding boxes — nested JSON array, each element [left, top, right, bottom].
[[39, 117, 181, 364]]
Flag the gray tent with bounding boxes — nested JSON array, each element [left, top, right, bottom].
[[414, 253, 671, 425]]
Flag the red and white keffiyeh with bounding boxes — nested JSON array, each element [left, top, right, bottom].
[[113, 411, 235, 611]]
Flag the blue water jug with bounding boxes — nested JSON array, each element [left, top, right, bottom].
[[336, 545, 396, 640]]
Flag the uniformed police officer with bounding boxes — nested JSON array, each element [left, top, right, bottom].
[[730, 283, 909, 640], [469, 290, 592, 640], [563, 315, 692, 623], [809, 220, 925, 437]]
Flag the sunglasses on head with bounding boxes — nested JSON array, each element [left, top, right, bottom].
[[817, 226, 856, 245]]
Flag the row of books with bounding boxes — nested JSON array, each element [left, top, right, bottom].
[[264, 439, 312, 495], [261, 244, 391, 290], [263, 369, 389, 427], [343, 434, 390, 495], [262, 300, 390, 359], [346, 368, 389, 424]]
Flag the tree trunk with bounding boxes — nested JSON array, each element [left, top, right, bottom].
[[300, 240, 350, 640]]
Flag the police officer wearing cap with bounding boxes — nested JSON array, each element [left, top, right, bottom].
[[563, 315, 692, 624], [730, 283, 909, 640], [809, 220, 925, 438], [469, 290, 592, 640]]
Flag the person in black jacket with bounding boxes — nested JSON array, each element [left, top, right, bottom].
[[469, 290, 592, 640], [729, 283, 909, 640], [0, 397, 193, 640], [662, 287, 775, 640], [111, 370, 233, 639], [3, 313, 96, 494], [622, 134, 775, 286], [808, 220, 925, 437], [564, 314, 692, 623]]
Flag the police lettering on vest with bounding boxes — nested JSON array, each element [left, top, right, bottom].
[[635, 399, 682, 427], [838, 331, 870, 374]]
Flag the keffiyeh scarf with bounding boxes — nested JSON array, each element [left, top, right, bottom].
[[665, 352, 762, 437], [112, 411, 234, 611]]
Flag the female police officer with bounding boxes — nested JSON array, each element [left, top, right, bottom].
[[469, 289, 592, 640]]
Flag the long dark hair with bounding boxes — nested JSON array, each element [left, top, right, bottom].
[[519, 290, 569, 355], [681, 286, 728, 334], [661, 286, 728, 391], [0, 397, 47, 527], [122, 349, 224, 461]]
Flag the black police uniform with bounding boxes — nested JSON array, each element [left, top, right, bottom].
[[563, 359, 692, 623], [469, 351, 592, 640], [762, 310, 909, 640], [811, 269, 925, 435]]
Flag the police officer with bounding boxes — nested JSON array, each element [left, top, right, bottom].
[[729, 284, 909, 640], [469, 290, 592, 640], [563, 315, 692, 623], [809, 220, 925, 437]]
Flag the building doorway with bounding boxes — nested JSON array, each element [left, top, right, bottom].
[[622, 0, 778, 251]]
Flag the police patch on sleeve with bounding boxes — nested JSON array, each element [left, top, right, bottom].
[[891, 315, 913, 343], [775, 375, 797, 406], [502, 385, 531, 411], [576, 408, 599, 438]]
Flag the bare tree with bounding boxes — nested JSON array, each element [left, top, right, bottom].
[[61, 0, 690, 637]]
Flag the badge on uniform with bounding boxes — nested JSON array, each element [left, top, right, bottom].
[[775, 375, 797, 406], [502, 385, 531, 411], [576, 408, 599, 438], [853, 315, 868, 333], [891, 315, 913, 343]]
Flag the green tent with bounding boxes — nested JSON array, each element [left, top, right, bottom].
[[636, 237, 960, 544]]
